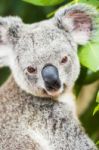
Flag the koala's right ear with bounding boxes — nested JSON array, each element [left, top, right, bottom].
[[0, 16, 23, 67], [54, 4, 99, 45]]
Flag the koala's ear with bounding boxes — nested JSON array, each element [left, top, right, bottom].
[[0, 16, 22, 44], [54, 4, 98, 45], [0, 16, 23, 67]]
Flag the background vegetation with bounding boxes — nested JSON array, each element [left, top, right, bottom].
[[0, 0, 99, 146]]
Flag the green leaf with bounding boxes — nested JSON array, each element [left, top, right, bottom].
[[78, 42, 99, 72], [84, 71, 99, 84], [96, 141, 99, 145], [23, 0, 64, 6], [47, 0, 75, 18], [93, 104, 99, 115], [96, 91, 99, 103], [79, 0, 99, 8]]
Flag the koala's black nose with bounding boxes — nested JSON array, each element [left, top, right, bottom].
[[42, 64, 61, 91]]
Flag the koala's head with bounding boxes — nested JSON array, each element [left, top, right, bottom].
[[0, 4, 98, 98]]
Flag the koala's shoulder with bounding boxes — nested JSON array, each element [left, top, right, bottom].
[[0, 76, 27, 116], [0, 76, 19, 99]]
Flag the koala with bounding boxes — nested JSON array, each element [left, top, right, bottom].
[[0, 3, 98, 150]]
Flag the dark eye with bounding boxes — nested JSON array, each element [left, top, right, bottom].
[[27, 66, 37, 74], [61, 56, 68, 64]]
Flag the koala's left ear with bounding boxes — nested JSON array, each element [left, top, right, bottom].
[[0, 16, 22, 45], [54, 3, 98, 45], [0, 16, 23, 67]]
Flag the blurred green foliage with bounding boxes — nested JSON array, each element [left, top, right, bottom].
[[93, 92, 99, 115], [0, 0, 99, 145], [23, 0, 64, 6]]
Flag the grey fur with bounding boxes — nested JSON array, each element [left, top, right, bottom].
[[0, 3, 98, 150]]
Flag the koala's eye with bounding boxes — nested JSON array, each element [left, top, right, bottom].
[[61, 56, 68, 64], [27, 66, 37, 74]]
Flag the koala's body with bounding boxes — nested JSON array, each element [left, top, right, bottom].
[[0, 3, 98, 150]]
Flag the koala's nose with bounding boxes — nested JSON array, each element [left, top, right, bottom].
[[42, 64, 61, 91]]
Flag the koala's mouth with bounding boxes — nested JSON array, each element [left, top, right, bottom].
[[43, 84, 66, 97]]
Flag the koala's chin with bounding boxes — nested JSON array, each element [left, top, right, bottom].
[[43, 87, 64, 98], [34, 84, 66, 99], [28, 88, 61, 99], [23, 83, 64, 99]]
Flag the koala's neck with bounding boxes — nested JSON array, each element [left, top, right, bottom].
[[57, 89, 76, 115]]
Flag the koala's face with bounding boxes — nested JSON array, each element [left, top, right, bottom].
[[0, 4, 97, 98], [14, 23, 80, 97]]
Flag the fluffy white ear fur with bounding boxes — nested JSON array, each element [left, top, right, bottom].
[[55, 3, 98, 45], [0, 16, 22, 67]]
